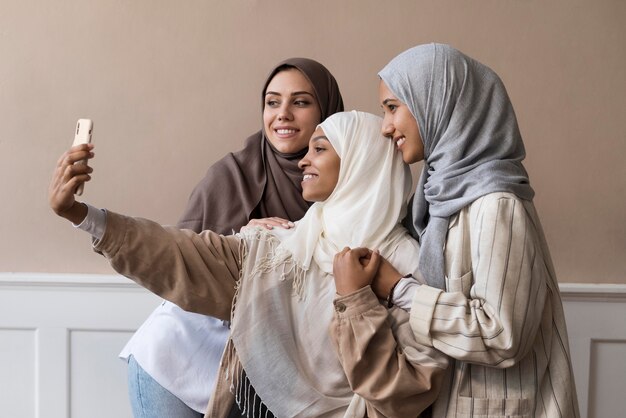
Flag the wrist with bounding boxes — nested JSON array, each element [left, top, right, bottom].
[[62, 201, 88, 225], [385, 274, 413, 308], [385, 278, 401, 308]]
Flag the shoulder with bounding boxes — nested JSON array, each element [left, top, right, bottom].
[[462, 193, 539, 246], [473, 191, 525, 207], [467, 192, 527, 220]]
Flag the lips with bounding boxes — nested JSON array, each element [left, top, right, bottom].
[[302, 173, 318, 182], [395, 136, 406, 149], [274, 127, 299, 137]]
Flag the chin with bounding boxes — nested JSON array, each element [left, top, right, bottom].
[[269, 139, 308, 154], [403, 152, 421, 164], [302, 190, 325, 202]]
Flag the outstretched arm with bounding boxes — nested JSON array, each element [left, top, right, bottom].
[[93, 211, 241, 320], [48, 144, 242, 320]]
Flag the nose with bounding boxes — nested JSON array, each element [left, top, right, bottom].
[[298, 151, 311, 170], [278, 102, 293, 121], [381, 116, 394, 138]]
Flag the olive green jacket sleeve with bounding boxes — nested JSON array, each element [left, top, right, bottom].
[[330, 286, 448, 418], [93, 210, 241, 321]]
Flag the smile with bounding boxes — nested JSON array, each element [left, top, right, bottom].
[[303, 174, 317, 181], [275, 129, 298, 135], [395, 137, 406, 148]]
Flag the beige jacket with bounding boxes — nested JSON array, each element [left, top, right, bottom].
[[409, 193, 579, 418], [94, 211, 447, 418]]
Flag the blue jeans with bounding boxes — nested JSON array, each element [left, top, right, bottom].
[[127, 355, 204, 418]]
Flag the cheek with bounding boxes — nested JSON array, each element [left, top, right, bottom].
[[302, 107, 321, 128], [328, 158, 341, 188], [262, 109, 273, 127], [297, 110, 320, 137]]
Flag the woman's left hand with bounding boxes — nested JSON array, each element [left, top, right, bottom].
[[333, 247, 381, 295], [242, 217, 295, 231]]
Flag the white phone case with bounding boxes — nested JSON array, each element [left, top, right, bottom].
[[72, 118, 93, 196]]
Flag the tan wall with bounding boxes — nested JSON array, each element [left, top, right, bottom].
[[1, 0, 624, 283]]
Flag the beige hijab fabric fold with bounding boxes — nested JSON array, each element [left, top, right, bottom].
[[230, 111, 415, 418]]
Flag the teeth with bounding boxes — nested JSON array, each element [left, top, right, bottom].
[[397, 137, 406, 147], [303, 174, 316, 181], [276, 129, 297, 134]]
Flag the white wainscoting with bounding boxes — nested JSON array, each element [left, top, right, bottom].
[[559, 284, 626, 418], [1, 274, 625, 418], [0, 273, 161, 418]]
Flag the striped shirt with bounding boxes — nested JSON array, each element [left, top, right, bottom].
[[410, 192, 580, 418]]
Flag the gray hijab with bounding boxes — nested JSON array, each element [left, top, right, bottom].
[[379, 43, 534, 289]]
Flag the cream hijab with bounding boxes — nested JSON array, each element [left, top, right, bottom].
[[276, 110, 413, 276], [230, 111, 414, 418]]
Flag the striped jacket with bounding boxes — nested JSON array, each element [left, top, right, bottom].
[[410, 192, 580, 418]]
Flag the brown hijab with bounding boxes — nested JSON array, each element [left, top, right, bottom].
[[177, 58, 344, 234]]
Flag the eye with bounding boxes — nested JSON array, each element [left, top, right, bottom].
[[314, 146, 325, 153], [294, 99, 312, 107], [388, 104, 398, 112], [265, 99, 280, 107]]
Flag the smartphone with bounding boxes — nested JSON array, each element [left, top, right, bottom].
[[72, 118, 93, 196]]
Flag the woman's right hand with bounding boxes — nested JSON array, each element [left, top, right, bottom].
[[243, 217, 295, 231], [48, 143, 94, 224]]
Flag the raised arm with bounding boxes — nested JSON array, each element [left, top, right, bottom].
[[410, 193, 548, 367], [49, 144, 242, 320]]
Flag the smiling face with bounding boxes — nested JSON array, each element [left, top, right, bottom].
[[378, 79, 425, 164], [263, 69, 322, 154], [297, 127, 341, 202]]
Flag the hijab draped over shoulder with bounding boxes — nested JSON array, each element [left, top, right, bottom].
[[177, 58, 344, 234], [379, 43, 534, 289], [230, 111, 415, 418]]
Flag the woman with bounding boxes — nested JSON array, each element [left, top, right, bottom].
[[366, 43, 579, 418], [121, 58, 343, 417], [49, 111, 447, 417]]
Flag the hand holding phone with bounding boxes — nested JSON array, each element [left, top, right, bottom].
[[72, 119, 93, 195]]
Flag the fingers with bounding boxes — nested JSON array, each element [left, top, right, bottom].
[[350, 247, 372, 259], [333, 247, 348, 264], [49, 145, 95, 216], [57, 144, 94, 167], [245, 217, 295, 230], [364, 250, 381, 275]]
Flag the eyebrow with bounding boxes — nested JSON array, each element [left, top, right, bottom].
[[311, 135, 329, 143], [382, 98, 398, 106], [265, 91, 315, 97]]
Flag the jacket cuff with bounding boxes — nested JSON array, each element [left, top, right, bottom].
[[92, 210, 127, 258], [409, 285, 443, 346], [333, 286, 381, 318]]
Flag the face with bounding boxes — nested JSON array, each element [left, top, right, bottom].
[[263, 69, 322, 154], [297, 127, 341, 202], [378, 79, 425, 164]]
